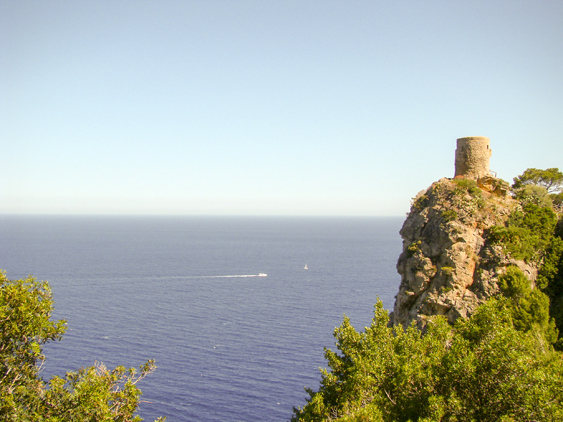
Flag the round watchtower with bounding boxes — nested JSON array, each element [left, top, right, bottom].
[[454, 136, 491, 180]]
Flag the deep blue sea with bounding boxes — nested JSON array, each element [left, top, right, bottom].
[[0, 216, 403, 421]]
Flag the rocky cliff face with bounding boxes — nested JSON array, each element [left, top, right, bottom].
[[391, 176, 537, 329]]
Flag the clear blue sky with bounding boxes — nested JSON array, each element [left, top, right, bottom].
[[1, 0, 562, 215]]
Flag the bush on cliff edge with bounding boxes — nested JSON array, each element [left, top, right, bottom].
[[292, 298, 563, 422]]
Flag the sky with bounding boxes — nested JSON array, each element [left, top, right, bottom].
[[1, 0, 562, 216]]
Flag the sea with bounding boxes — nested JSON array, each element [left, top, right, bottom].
[[0, 216, 404, 421]]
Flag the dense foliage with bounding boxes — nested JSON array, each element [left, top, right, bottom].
[[539, 230, 563, 349], [512, 167, 563, 209], [0, 271, 162, 421], [511, 166, 563, 210], [512, 168, 563, 194], [487, 202, 559, 262], [488, 168, 563, 347], [292, 299, 563, 422], [498, 266, 558, 344]]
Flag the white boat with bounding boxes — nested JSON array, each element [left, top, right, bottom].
[[257, 273, 267, 277], [304, 263, 308, 270]]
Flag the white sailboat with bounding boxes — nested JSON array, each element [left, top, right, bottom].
[[304, 263, 308, 270]]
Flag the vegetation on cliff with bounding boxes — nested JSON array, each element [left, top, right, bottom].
[[293, 168, 563, 421], [488, 169, 563, 347], [0, 272, 163, 421], [512, 167, 563, 194], [393, 175, 516, 329], [292, 299, 563, 422]]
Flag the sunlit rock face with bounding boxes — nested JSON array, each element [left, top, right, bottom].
[[390, 177, 536, 330]]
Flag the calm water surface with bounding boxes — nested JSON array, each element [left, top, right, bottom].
[[0, 216, 403, 421]]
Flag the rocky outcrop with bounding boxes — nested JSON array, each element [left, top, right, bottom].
[[391, 177, 537, 329]]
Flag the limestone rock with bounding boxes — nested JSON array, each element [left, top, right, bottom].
[[391, 177, 536, 329]]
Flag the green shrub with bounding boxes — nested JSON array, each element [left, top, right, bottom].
[[487, 203, 558, 263], [515, 185, 553, 208], [0, 272, 163, 421], [513, 167, 563, 194], [509, 203, 558, 237], [441, 210, 458, 223], [453, 179, 482, 197], [413, 194, 429, 210], [487, 225, 538, 261], [498, 266, 558, 344], [537, 237, 563, 291], [406, 241, 421, 257], [292, 298, 563, 422]]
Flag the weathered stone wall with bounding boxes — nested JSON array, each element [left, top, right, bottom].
[[454, 136, 491, 179]]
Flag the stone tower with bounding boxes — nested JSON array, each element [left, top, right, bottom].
[[454, 136, 491, 179]]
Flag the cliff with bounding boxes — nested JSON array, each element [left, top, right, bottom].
[[390, 176, 538, 329]]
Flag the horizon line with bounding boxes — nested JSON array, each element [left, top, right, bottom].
[[0, 213, 405, 218]]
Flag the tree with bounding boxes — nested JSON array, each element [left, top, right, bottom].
[[487, 202, 559, 263], [514, 184, 553, 208], [292, 298, 563, 422], [498, 265, 558, 344], [0, 271, 163, 421], [512, 168, 563, 194]]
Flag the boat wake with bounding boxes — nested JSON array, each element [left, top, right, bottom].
[[168, 274, 267, 279], [208, 273, 267, 278]]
